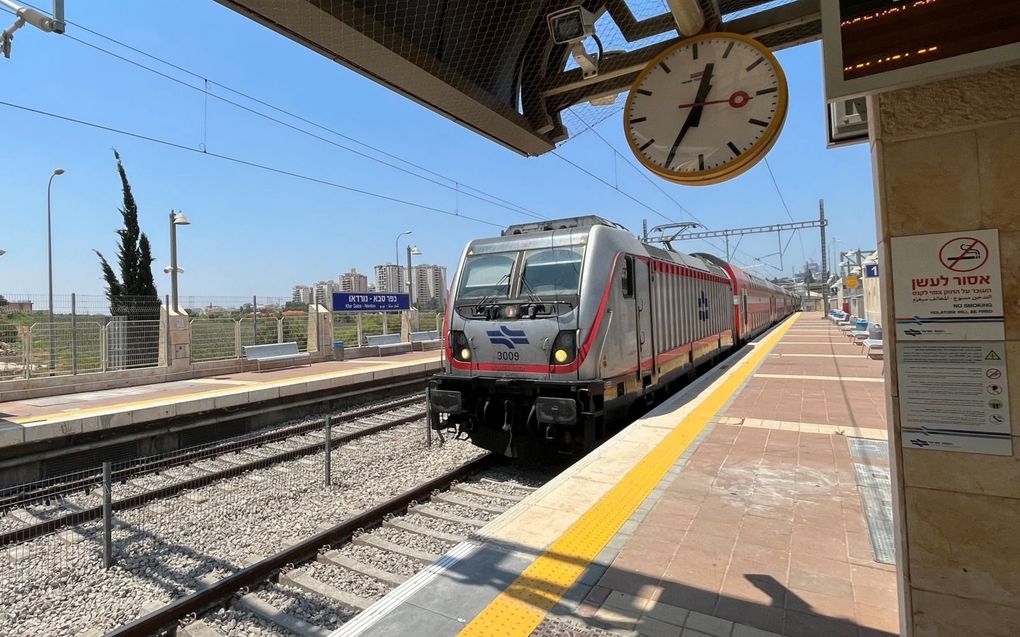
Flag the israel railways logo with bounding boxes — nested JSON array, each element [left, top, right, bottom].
[[486, 325, 529, 349], [904, 329, 922, 337]]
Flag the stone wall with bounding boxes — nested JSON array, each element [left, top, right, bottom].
[[870, 64, 1020, 636]]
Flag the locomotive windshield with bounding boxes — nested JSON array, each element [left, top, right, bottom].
[[457, 252, 515, 299], [520, 247, 584, 296], [457, 245, 585, 304]]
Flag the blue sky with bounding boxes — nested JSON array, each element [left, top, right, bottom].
[[0, 0, 875, 300]]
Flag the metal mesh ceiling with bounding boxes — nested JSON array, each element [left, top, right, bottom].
[[215, 0, 820, 155]]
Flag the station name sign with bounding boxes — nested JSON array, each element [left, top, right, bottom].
[[332, 292, 410, 312]]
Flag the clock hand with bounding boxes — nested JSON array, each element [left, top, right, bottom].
[[678, 90, 752, 109], [665, 62, 714, 168], [686, 62, 715, 127]]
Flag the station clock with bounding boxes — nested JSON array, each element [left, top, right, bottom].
[[624, 32, 789, 186]]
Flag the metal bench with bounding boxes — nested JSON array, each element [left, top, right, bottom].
[[366, 334, 402, 347], [242, 342, 310, 372], [861, 324, 884, 358]]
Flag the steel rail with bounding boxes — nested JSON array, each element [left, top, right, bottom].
[[0, 408, 427, 547], [0, 395, 424, 512], [102, 453, 495, 637]]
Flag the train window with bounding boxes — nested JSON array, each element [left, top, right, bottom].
[[622, 256, 635, 298], [457, 253, 515, 300], [520, 247, 584, 296]]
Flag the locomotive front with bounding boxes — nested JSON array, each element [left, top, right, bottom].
[[428, 221, 608, 458]]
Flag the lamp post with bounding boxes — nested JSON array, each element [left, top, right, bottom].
[[406, 245, 421, 307], [167, 211, 190, 312], [47, 167, 64, 375], [394, 230, 411, 293]]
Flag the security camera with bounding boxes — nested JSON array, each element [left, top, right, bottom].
[[547, 6, 602, 78], [547, 6, 596, 44]]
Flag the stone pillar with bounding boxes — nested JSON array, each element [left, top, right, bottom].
[[871, 65, 1020, 636], [401, 309, 419, 342], [157, 303, 191, 373], [306, 304, 334, 359]]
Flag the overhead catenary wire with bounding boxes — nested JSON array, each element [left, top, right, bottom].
[[765, 156, 807, 273], [3, 2, 547, 222], [0, 98, 504, 229]]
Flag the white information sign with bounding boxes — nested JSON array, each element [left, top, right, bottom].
[[891, 229, 1004, 340], [898, 341, 1012, 455]]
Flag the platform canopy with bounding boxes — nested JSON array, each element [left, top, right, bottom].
[[215, 0, 820, 155]]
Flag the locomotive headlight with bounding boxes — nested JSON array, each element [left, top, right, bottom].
[[450, 331, 471, 361], [550, 330, 577, 365], [502, 304, 520, 319]]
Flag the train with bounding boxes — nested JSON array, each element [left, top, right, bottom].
[[427, 215, 799, 458]]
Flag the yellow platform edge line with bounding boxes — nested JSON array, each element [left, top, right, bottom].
[[457, 315, 799, 637], [6, 355, 439, 425]]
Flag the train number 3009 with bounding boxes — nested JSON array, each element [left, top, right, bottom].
[[496, 351, 521, 361]]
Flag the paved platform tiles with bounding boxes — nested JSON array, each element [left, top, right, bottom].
[[725, 320, 887, 431], [330, 313, 898, 637], [0, 351, 442, 447]]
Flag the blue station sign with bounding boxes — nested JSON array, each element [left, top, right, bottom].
[[332, 292, 410, 312], [865, 264, 879, 278]]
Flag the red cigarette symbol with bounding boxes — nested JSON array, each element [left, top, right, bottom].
[[939, 237, 988, 272]]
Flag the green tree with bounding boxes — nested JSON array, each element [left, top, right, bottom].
[[94, 150, 159, 319]]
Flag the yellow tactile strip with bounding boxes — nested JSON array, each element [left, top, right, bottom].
[[457, 315, 798, 637]]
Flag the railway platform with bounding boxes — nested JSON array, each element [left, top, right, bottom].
[[335, 313, 898, 637], [0, 351, 442, 450]]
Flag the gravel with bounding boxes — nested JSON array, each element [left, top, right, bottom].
[[255, 583, 354, 630], [205, 607, 295, 637], [304, 560, 391, 600], [0, 416, 483, 636], [372, 526, 452, 556], [425, 500, 497, 523], [340, 542, 424, 578], [400, 513, 473, 539], [447, 490, 516, 511]]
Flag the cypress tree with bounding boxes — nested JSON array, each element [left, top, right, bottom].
[[95, 150, 159, 319]]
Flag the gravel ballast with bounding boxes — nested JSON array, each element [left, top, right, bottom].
[[0, 416, 483, 636]]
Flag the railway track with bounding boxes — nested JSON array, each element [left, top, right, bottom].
[[0, 396, 427, 547], [102, 455, 546, 637]]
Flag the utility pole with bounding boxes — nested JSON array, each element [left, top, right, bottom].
[[819, 199, 828, 316]]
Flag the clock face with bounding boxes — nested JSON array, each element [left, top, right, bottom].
[[624, 32, 788, 185]]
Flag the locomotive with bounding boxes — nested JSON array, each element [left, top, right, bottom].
[[427, 215, 798, 458]]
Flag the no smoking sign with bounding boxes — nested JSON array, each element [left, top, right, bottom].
[[939, 236, 989, 272]]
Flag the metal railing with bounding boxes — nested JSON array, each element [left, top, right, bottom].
[[190, 315, 314, 362], [0, 322, 26, 381], [105, 319, 161, 371], [190, 318, 238, 362], [280, 316, 309, 351], [0, 290, 439, 381]]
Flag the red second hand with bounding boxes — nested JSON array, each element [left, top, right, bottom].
[[678, 90, 752, 109]]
